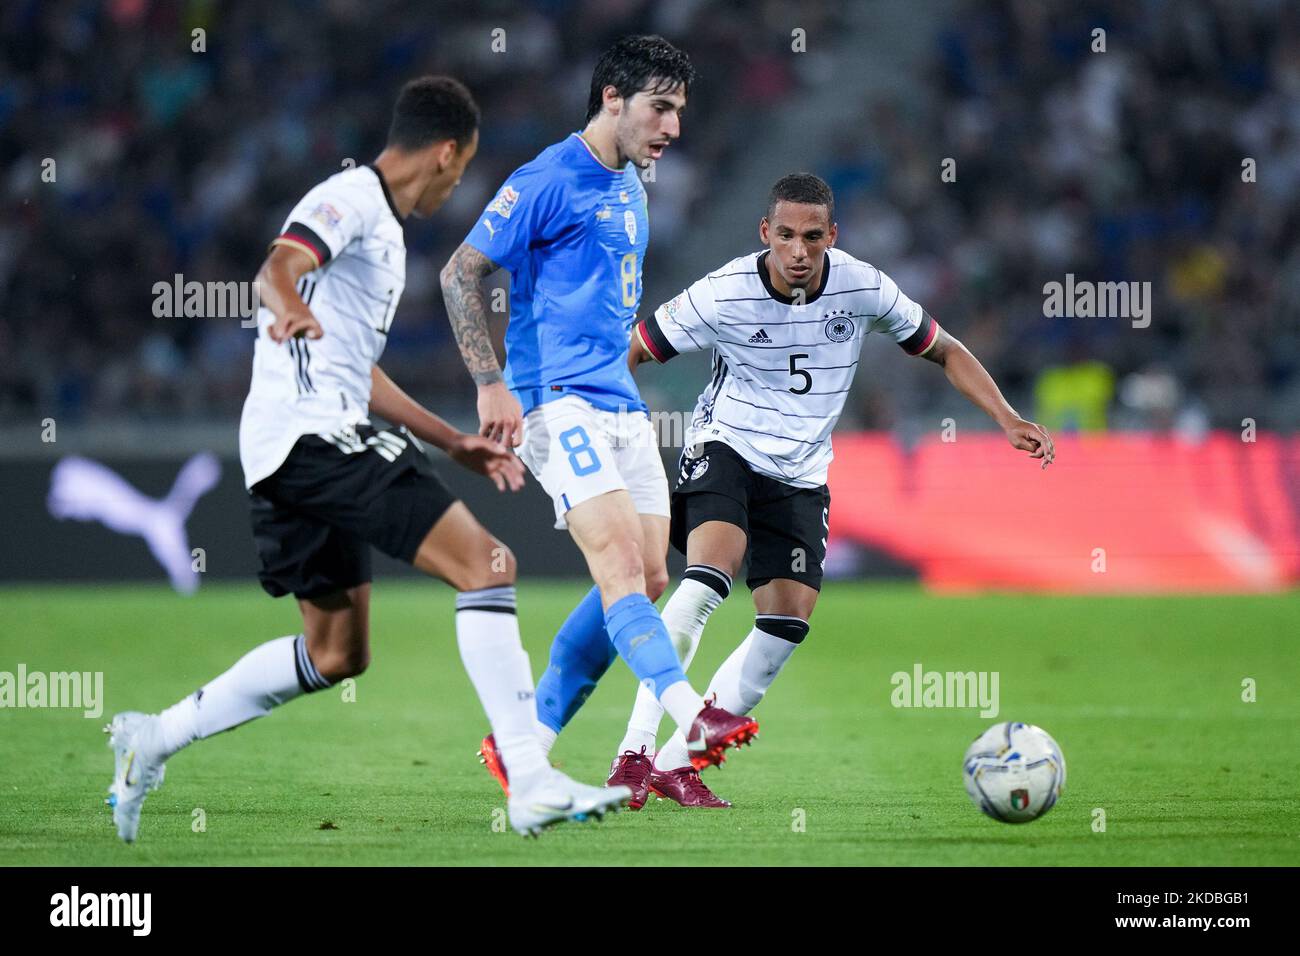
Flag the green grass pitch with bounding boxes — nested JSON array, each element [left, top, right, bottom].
[[2, 581, 1297, 866]]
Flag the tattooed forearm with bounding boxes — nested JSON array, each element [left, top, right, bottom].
[[440, 243, 504, 386]]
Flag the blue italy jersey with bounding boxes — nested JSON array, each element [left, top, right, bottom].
[[465, 133, 650, 415]]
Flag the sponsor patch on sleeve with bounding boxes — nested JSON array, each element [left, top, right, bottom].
[[487, 185, 520, 219], [661, 293, 683, 322], [307, 202, 343, 231]]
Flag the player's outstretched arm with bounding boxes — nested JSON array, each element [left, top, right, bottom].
[[439, 242, 525, 447], [919, 321, 1055, 469], [255, 245, 323, 343], [369, 366, 524, 493]]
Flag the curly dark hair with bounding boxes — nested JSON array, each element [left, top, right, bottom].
[[387, 75, 480, 149], [586, 35, 695, 123]]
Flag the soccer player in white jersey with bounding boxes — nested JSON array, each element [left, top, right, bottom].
[[103, 77, 631, 841], [607, 173, 1057, 806]]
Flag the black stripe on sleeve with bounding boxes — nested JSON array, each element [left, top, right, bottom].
[[899, 309, 936, 355], [641, 314, 680, 362], [281, 221, 332, 266]]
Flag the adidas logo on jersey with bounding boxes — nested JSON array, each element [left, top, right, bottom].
[[748, 328, 773, 343]]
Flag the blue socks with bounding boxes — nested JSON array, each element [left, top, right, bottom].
[[535, 586, 617, 733], [534, 588, 691, 735], [603, 592, 688, 699]]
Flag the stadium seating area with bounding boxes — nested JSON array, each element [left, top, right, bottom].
[[835, 0, 1300, 434], [2, 0, 1297, 431], [1, 0, 829, 423]]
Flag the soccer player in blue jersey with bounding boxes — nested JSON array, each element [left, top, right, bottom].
[[441, 36, 757, 797]]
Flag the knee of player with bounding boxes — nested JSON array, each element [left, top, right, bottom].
[[315, 642, 370, 682], [485, 540, 517, 584], [645, 564, 670, 602], [344, 644, 371, 677], [598, 539, 646, 589], [454, 540, 517, 591]]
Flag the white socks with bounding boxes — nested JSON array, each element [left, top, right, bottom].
[[707, 618, 804, 712], [533, 719, 559, 759], [153, 583, 556, 802], [654, 616, 808, 771], [454, 586, 551, 794], [157, 633, 316, 759], [617, 570, 729, 755], [657, 681, 707, 733]]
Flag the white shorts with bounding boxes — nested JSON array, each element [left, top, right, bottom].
[[518, 395, 670, 529]]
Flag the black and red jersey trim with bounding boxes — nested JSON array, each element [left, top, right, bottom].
[[273, 221, 331, 268], [900, 310, 939, 355], [637, 315, 679, 363]]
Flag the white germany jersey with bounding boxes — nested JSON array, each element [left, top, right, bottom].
[[634, 247, 938, 488], [239, 164, 406, 488]]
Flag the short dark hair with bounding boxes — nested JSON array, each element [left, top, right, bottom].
[[387, 76, 480, 150], [767, 173, 835, 222], [586, 35, 695, 123]]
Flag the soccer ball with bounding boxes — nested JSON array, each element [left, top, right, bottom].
[[962, 721, 1066, 823]]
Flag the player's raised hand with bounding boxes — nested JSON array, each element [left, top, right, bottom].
[[477, 380, 524, 447], [450, 433, 526, 492], [268, 307, 323, 344], [1004, 418, 1055, 469]]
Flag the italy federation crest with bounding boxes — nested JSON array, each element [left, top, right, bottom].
[[624, 209, 637, 245]]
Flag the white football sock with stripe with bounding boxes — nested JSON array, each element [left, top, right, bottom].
[[618, 566, 730, 756], [653, 616, 807, 771], [455, 586, 550, 794], [156, 633, 324, 759], [707, 616, 805, 713]]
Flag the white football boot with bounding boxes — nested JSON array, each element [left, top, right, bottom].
[[507, 768, 631, 837], [104, 711, 167, 843]]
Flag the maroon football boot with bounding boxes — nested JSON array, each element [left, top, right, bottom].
[[649, 764, 732, 808], [684, 699, 758, 770], [604, 746, 653, 810]]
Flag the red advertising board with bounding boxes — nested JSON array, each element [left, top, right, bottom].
[[829, 433, 1300, 592]]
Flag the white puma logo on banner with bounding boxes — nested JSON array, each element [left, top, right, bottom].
[[47, 454, 222, 594]]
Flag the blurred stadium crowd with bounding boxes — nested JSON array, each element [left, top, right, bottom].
[[843, 0, 1300, 435], [2, 0, 1297, 432]]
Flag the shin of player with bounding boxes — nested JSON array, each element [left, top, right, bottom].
[[617, 559, 738, 756], [611, 514, 816, 807], [105, 77, 625, 843], [443, 36, 760, 799], [653, 578, 817, 774], [614, 171, 1054, 806]]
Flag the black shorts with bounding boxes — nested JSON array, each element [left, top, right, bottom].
[[670, 440, 830, 591], [249, 425, 458, 599]]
